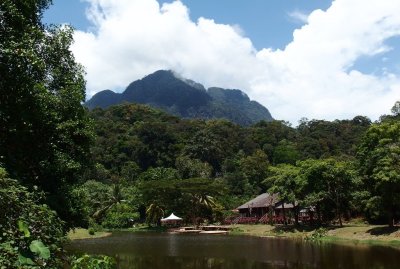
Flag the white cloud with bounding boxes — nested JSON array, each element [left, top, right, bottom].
[[287, 10, 309, 24], [72, 0, 400, 124]]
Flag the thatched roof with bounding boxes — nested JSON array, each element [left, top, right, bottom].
[[237, 193, 279, 209], [274, 201, 297, 209]]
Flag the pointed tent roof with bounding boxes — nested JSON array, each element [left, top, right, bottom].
[[161, 213, 183, 221]]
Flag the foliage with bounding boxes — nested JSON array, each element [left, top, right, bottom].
[[296, 118, 370, 159], [140, 178, 226, 224], [88, 228, 96, 236], [264, 164, 303, 224], [0, 170, 65, 268], [305, 228, 328, 241], [71, 180, 140, 228], [272, 140, 300, 165], [71, 254, 116, 269], [101, 204, 139, 229], [265, 164, 302, 203], [357, 120, 400, 226], [175, 156, 213, 179], [298, 159, 357, 226], [146, 204, 165, 226], [0, 0, 93, 223], [139, 167, 180, 181], [120, 161, 141, 182], [239, 149, 269, 189]]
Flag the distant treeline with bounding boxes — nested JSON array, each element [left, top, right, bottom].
[[83, 102, 400, 227]]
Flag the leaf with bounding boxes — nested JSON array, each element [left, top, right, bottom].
[[29, 240, 50, 260], [18, 254, 35, 265], [17, 220, 30, 238]]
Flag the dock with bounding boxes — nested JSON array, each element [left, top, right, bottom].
[[173, 225, 231, 234]]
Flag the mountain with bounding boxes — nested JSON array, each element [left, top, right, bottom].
[[85, 70, 273, 125]]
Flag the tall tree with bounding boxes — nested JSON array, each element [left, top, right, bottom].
[[0, 0, 93, 222], [358, 121, 400, 226], [299, 159, 356, 226], [239, 149, 269, 190], [264, 164, 303, 225]]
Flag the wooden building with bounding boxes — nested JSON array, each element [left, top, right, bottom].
[[227, 193, 300, 224]]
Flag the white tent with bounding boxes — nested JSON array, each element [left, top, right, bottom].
[[161, 213, 183, 222]]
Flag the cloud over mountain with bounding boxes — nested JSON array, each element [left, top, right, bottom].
[[72, 0, 400, 124]]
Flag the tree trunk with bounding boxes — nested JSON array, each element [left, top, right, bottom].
[[336, 197, 343, 227], [269, 206, 274, 225], [282, 203, 286, 225], [338, 210, 343, 227], [317, 204, 322, 226], [388, 208, 394, 227], [293, 203, 299, 226]]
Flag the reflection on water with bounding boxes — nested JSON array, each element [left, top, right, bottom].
[[66, 232, 400, 269]]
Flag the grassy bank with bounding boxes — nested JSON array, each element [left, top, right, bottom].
[[68, 224, 400, 248], [230, 224, 400, 246], [67, 225, 167, 240], [67, 228, 111, 240]]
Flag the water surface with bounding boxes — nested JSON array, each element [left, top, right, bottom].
[[66, 232, 400, 269]]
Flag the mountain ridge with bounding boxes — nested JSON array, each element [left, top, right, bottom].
[[85, 70, 273, 125]]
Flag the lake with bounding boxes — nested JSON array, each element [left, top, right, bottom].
[[66, 232, 400, 269]]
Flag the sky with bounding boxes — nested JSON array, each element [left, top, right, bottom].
[[43, 0, 400, 124]]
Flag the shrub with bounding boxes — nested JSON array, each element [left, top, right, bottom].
[[0, 169, 65, 268], [101, 204, 139, 229], [88, 228, 96, 235], [305, 228, 328, 241], [71, 254, 116, 269]]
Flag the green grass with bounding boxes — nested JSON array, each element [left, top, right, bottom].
[[67, 228, 111, 240], [109, 224, 168, 232], [230, 224, 400, 247], [68, 223, 400, 249]]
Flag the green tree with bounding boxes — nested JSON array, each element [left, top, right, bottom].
[[299, 159, 357, 226], [146, 203, 165, 226], [221, 153, 253, 197], [264, 164, 303, 225], [175, 155, 212, 179], [92, 183, 124, 221], [101, 203, 139, 229], [178, 178, 224, 224], [239, 149, 269, 190], [138, 167, 180, 181], [183, 120, 242, 173], [272, 140, 300, 165], [250, 120, 296, 163], [71, 180, 137, 227], [120, 161, 141, 182], [0, 0, 93, 222], [358, 121, 400, 226], [139, 178, 225, 224]]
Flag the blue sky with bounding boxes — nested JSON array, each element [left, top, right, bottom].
[[43, 0, 400, 123], [44, 0, 332, 50]]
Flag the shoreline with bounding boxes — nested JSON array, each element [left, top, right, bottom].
[[67, 228, 112, 240], [67, 224, 400, 248], [229, 224, 400, 247]]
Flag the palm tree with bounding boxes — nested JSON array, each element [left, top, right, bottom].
[[92, 183, 125, 221], [189, 193, 217, 225]]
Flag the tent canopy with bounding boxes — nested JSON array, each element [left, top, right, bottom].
[[161, 213, 183, 221]]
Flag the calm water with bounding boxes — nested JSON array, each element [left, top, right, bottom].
[[66, 232, 400, 269]]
